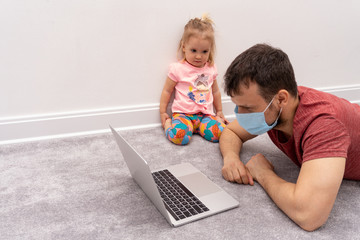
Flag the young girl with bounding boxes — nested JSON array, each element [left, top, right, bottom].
[[160, 14, 228, 145]]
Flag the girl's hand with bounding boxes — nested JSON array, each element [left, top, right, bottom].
[[216, 111, 229, 125], [160, 113, 170, 128]]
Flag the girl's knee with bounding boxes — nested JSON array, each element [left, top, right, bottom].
[[165, 113, 194, 145], [201, 117, 226, 143], [166, 127, 192, 145], [203, 125, 220, 142]]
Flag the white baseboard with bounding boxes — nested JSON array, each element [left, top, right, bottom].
[[0, 104, 161, 145], [1, 85, 359, 145]]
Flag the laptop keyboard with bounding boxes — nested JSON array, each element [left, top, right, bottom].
[[152, 169, 209, 221]]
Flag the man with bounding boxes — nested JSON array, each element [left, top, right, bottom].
[[220, 44, 360, 231]]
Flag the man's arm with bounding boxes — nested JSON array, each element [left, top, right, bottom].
[[219, 120, 256, 185], [246, 154, 345, 231]]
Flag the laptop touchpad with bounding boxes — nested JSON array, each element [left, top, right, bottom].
[[178, 172, 221, 197]]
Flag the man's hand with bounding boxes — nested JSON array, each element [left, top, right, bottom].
[[222, 156, 254, 185], [219, 120, 257, 186], [246, 153, 274, 182], [245, 154, 345, 231]]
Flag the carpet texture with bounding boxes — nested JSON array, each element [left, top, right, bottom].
[[0, 126, 359, 240]]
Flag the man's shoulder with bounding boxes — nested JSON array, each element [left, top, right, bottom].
[[295, 87, 334, 122], [297, 85, 358, 119], [293, 87, 351, 145], [298, 86, 333, 101]]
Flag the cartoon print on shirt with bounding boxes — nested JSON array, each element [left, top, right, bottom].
[[187, 74, 211, 105]]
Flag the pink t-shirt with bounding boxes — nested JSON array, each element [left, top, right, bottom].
[[268, 86, 360, 180], [168, 61, 217, 115]]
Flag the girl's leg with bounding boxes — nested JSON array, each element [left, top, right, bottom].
[[186, 114, 202, 134], [198, 115, 226, 143], [165, 113, 194, 145]]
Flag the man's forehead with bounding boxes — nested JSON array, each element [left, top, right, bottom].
[[232, 83, 266, 105], [235, 81, 260, 97], [236, 87, 248, 96]]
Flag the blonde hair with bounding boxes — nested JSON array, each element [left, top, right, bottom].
[[178, 13, 216, 65]]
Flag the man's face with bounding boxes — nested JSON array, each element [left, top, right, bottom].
[[231, 82, 280, 126]]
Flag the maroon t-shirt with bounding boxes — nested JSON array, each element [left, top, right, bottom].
[[268, 86, 360, 180]]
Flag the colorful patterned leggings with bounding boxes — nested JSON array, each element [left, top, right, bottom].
[[165, 113, 226, 145]]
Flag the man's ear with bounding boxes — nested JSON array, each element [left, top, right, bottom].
[[277, 89, 289, 107]]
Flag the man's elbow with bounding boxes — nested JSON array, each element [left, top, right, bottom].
[[295, 210, 329, 232], [299, 220, 325, 232]]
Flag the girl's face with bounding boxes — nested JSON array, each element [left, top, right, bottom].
[[182, 36, 211, 68]]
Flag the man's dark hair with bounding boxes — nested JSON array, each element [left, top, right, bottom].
[[224, 44, 298, 102]]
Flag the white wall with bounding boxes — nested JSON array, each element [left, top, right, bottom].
[[1, 0, 360, 143]]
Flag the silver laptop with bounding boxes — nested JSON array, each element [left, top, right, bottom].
[[110, 126, 239, 227]]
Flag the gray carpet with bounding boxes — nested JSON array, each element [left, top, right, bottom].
[[1, 126, 359, 240]]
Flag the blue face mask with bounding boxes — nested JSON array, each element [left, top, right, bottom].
[[234, 97, 282, 135]]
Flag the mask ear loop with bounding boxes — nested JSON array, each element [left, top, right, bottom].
[[263, 97, 276, 113], [269, 96, 283, 126], [276, 108, 283, 119], [264, 96, 282, 126]]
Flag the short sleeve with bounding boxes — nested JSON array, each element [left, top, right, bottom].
[[213, 64, 218, 80], [168, 63, 179, 82], [302, 116, 351, 162]]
